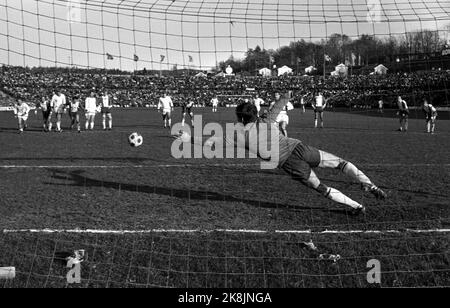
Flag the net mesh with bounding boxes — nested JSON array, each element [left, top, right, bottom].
[[1, 0, 449, 71], [0, 0, 449, 288]]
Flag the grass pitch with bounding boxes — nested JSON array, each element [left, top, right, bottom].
[[0, 107, 448, 288]]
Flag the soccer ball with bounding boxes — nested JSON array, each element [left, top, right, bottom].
[[128, 132, 143, 147]]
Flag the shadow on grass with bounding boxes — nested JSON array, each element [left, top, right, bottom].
[[0, 157, 162, 164], [45, 168, 351, 215]]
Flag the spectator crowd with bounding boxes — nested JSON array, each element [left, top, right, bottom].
[[1, 66, 449, 108]]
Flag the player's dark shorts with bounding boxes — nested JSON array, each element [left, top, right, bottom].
[[42, 110, 51, 121], [101, 107, 112, 114], [426, 113, 437, 122], [314, 107, 324, 113], [399, 110, 409, 118], [281, 143, 321, 184], [69, 111, 80, 119], [182, 107, 193, 115]]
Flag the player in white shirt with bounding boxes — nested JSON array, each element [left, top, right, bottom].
[[211, 96, 219, 113], [312, 92, 327, 129], [378, 99, 384, 114], [253, 94, 265, 117], [84, 92, 98, 130], [158, 93, 174, 129], [51, 90, 67, 133], [269, 92, 294, 137], [101, 91, 113, 130], [300, 95, 306, 113], [14, 100, 31, 134], [69, 96, 82, 133], [397, 96, 409, 132]]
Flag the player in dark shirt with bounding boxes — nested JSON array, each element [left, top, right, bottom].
[[35, 96, 53, 132], [422, 99, 438, 134], [68, 96, 83, 133], [181, 99, 195, 127]]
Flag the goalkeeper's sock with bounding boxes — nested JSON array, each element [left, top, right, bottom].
[[326, 187, 363, 209], [339, 162, 372, 187]]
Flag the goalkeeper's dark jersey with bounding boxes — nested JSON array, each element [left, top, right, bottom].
[[221, 95, 301, 168]]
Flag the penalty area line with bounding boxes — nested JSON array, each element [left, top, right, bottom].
[[2, 228, 450, 235], [0, 163, 450, 169]]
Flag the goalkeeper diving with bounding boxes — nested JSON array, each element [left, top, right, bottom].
[[174, 92, 387, 214]]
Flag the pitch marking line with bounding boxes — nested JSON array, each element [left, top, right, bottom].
[[1, 163, 450, 169], [3, 228, 450, 235]]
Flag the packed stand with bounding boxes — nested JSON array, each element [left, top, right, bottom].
[[1, 66, 449, 108]]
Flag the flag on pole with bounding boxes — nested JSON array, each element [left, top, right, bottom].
[[188, 55, 193, 63], [297, 57, 301, 63], [133, 54, 139, 62], [160, 55, 165, 62], [106, 53, 114, 60], [324, 54, 332, 62]]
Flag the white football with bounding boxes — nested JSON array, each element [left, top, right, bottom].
[[128, 132, 143, 147]]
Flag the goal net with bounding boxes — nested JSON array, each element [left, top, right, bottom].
[[0, 0, 449, 288]]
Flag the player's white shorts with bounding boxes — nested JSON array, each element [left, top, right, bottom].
[[85, 112, 96, 118], [276, 114, 289, 124], [18, 115, 28, 122], [162, 110, 172, 119], [54, 106, 65, 114]]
